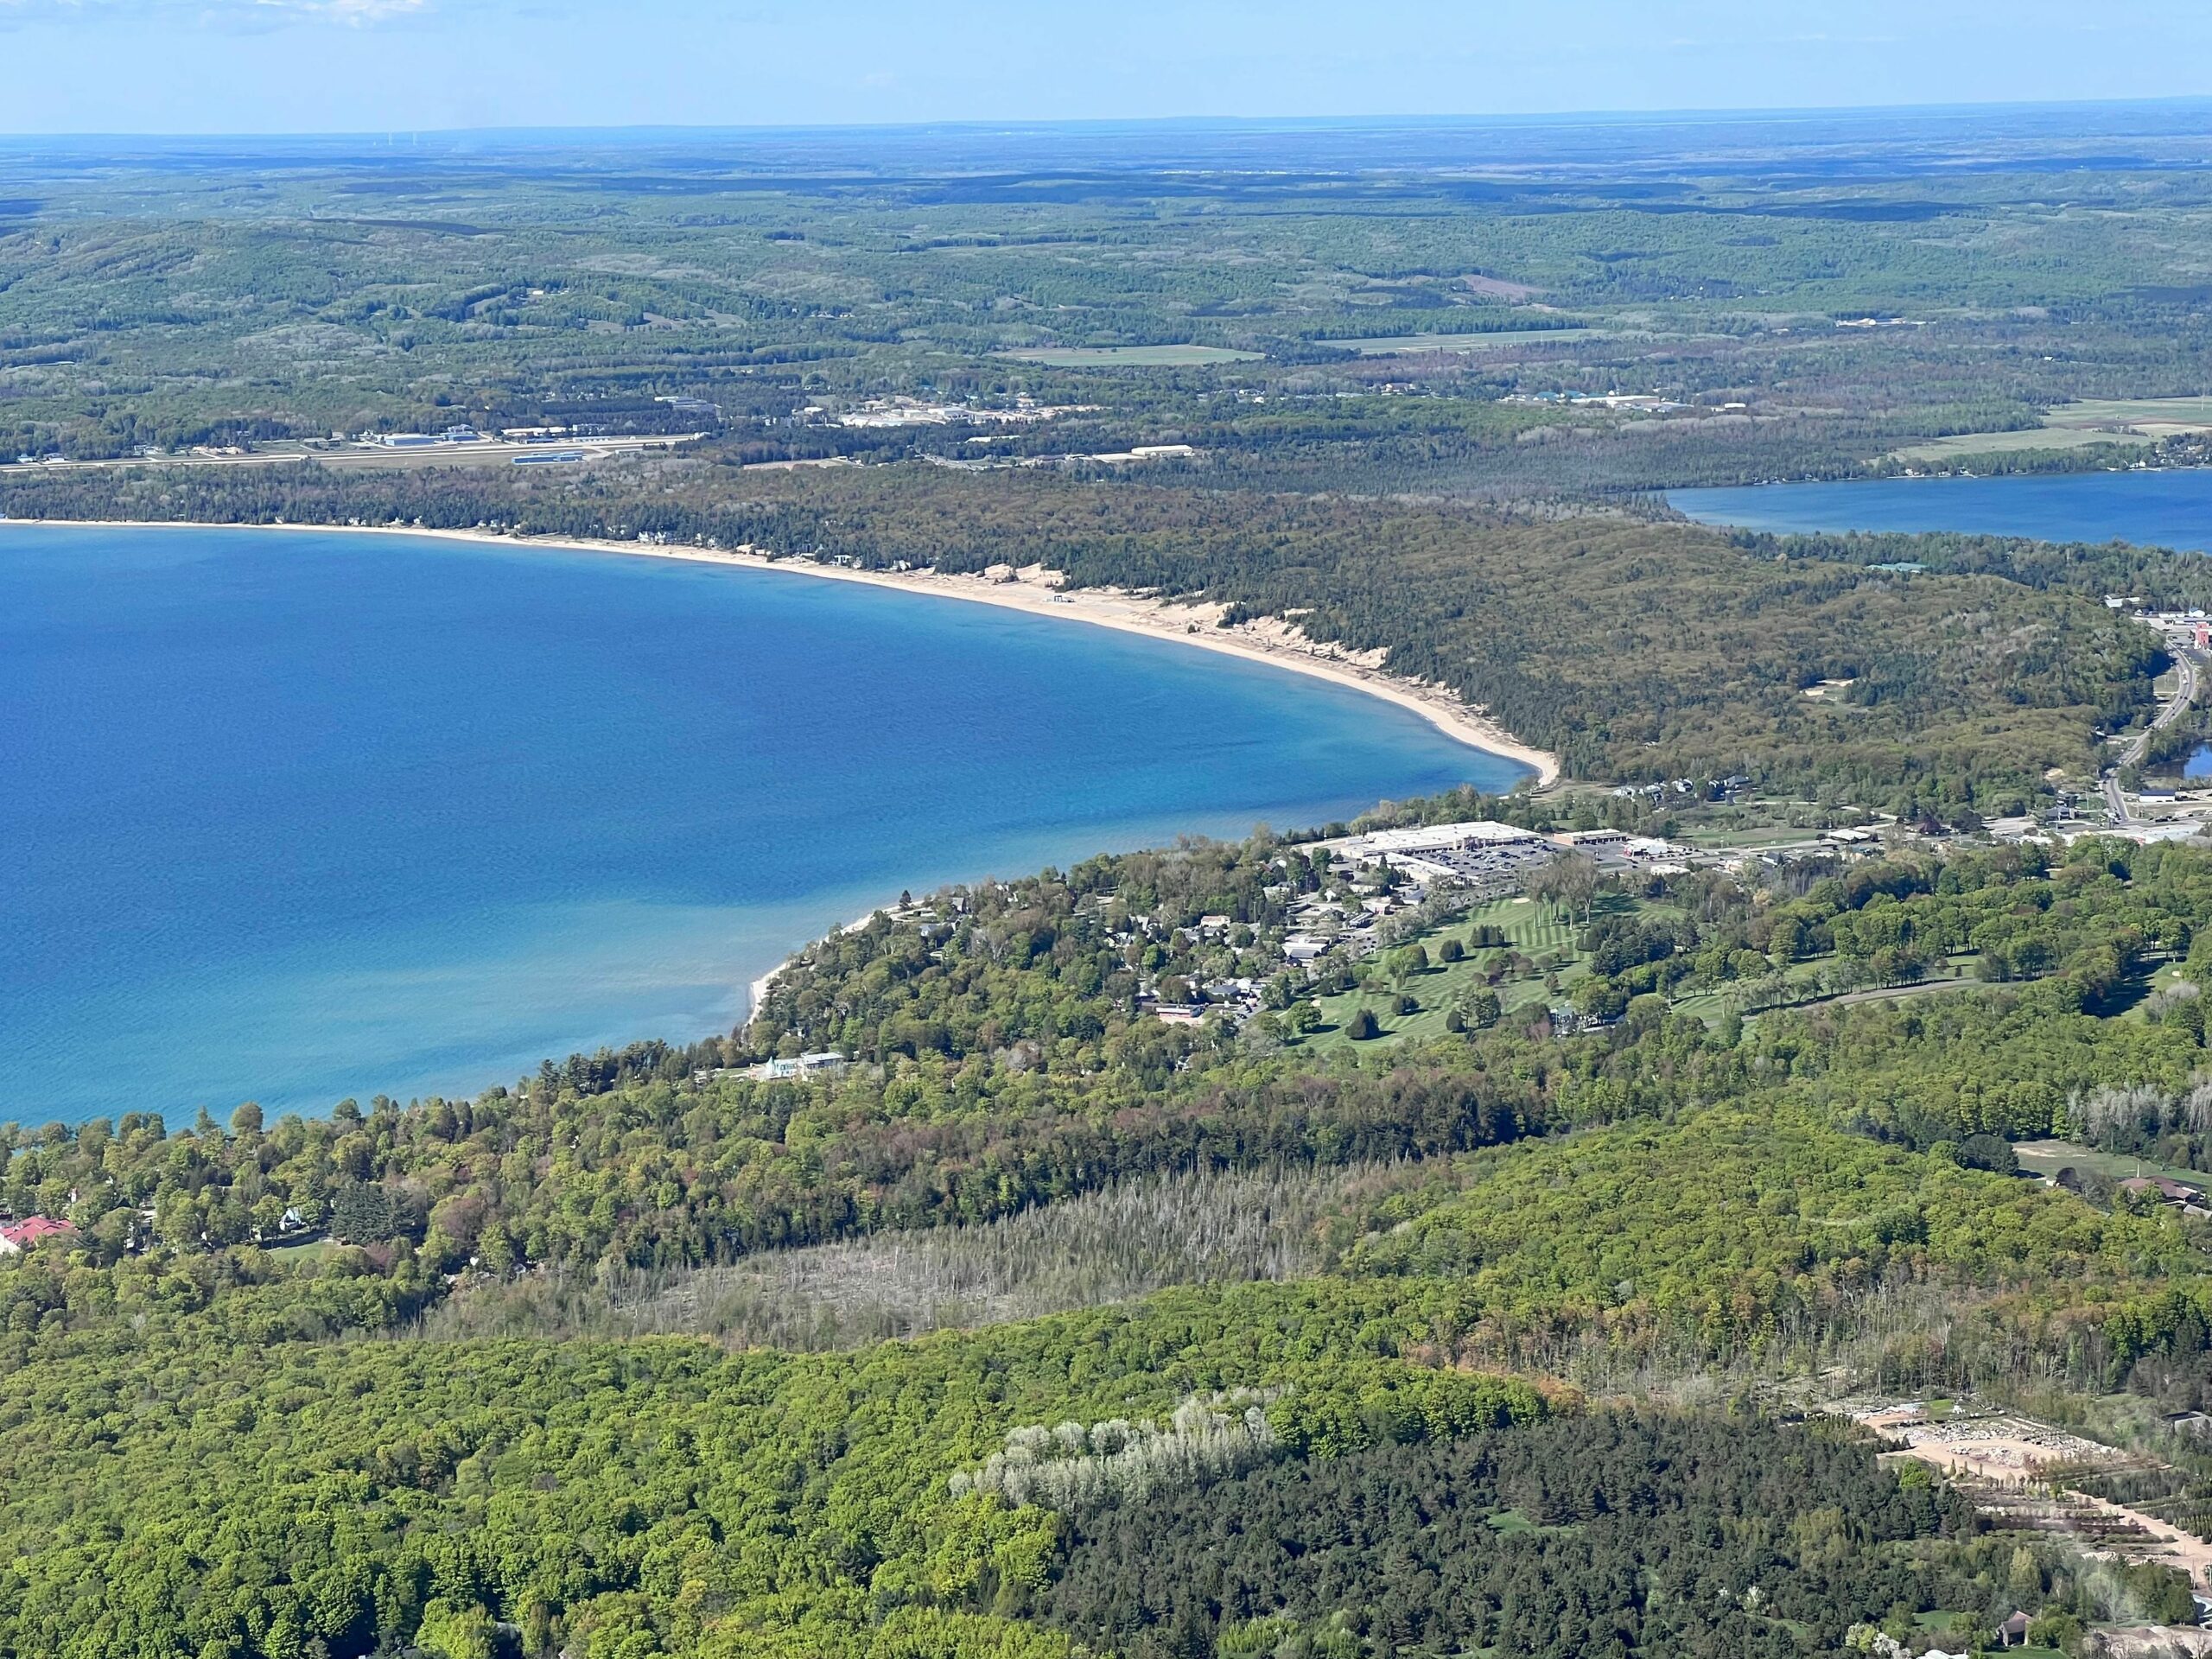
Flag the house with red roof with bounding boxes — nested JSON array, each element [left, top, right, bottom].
[[0, 1217, 74, 1254]]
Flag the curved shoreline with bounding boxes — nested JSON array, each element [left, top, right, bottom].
[[5, 516, 1561, 1031], [6, 517, 1560, 785]]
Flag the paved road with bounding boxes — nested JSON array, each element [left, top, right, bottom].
[[2107, 644, 2202, 827], [2106, 766, 2135, 825]]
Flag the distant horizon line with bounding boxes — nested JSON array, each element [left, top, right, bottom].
[[3, 92, 2212, 145]]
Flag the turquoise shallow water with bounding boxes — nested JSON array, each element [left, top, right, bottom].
[[1672, 468, 2212, 552], [0, 524, 1523, 1122]]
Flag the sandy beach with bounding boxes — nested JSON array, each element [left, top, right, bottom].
[[15, 517, 1560, 785], [747, 908, 887, 1022]]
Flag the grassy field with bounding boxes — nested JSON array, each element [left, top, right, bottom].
[[1296, 893, 1627, 1053], [1685, 951, 1986, 1018], [1481, 1509, 1580, 1536], [997, 344, 1263, 366], [1678, 823, 1840, 850], [1912, 1611, 2059, 1656], [1666, 957, 1830, 1024]]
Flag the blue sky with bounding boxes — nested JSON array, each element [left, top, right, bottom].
[[1, 0, 2210, 134]]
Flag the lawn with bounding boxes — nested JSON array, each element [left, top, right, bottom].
[[996, 344, 1263, 366], [1679, 823, 1842, 849], [1908, 1612, 2059, 1656], [1481, 1508, 1579, 1536], [1665, 955, 1834, 1024], [1293, 890, 1997, 1049], [264, 1236, 340, 1264], [2119, 956, 2196, 1020], [1675, 950, 1984, 1025]]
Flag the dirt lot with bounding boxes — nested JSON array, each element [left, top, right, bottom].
[[1856, 1407, 2212, 1590]]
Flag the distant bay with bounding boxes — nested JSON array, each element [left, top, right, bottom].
[[0, 524, 1524, 1123], [1672, 468, 2212, 552]]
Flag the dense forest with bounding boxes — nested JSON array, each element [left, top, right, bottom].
[[1039, 1413, 2031, 1659]]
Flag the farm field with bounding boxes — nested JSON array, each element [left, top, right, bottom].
[[2053, 397, 2212, 429], [1335, 327, 1605, 354], [1891, 396, 2212, 461], [996, 344, 1264, 365], [1891, 426, 2155, 461]]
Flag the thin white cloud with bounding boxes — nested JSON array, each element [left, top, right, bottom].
[[261, 0, 428, 15], [0, 0, 430, 18]]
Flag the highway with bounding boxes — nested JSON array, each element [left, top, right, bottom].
[[2104, 643, 2202, 827]]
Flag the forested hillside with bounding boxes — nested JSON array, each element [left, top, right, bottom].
[[3, 823, 2212, 1654]]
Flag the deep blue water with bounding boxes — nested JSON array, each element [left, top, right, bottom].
[[0, 524, 1522, 1123], [1672, 469, 2212, 553]]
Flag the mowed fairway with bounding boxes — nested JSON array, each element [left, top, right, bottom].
[[2012, 1137, 2212, 1189], [1300, 894, 1619, 1053]]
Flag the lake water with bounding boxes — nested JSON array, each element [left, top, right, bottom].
[[1, 524, 1523, 1123], [1672, 468, 2212, 553]]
